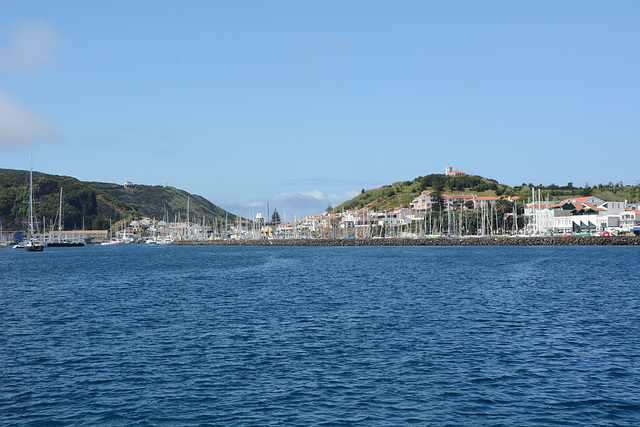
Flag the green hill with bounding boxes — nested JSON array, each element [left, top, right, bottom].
[[337, 173, 640, 212], [86, 182, 233, 224], [0, 169, 235, 231]]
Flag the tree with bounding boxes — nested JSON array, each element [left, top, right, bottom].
[[495, 199, 513, 215], [326, 205, 334, 214], [431, 179, 445, 211], [271, 209, 281, 224]]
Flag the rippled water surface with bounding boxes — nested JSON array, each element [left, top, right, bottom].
[[2, 244, 640, 425]]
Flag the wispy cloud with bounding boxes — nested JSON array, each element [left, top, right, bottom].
[[0, 21, 63, 74], [273, 190, 325, 201], [0, 91, 59, 148]]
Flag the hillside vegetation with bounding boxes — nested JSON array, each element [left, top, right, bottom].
[[86, 182, 234, 224], [0, 169, 235, 231], [337, 173, 640, 212]]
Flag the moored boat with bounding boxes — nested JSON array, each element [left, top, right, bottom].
[[99, 239, 119, 246], [47, 187, 86, 247], [25, 239, 44, 251], [24, 150, 44, 252]]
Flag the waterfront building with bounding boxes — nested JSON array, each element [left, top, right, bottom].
[[526, 196, 627, 235], [620, 210, 640, 232]]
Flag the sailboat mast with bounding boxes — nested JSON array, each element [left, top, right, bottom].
[[186, 196, 190, 239], [28, 150, 35, 239], [58, 187, 63, 243]]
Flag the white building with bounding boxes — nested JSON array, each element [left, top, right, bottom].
[[620, 210, 640, 232], [445, 166, 465, 176], [410, 191, 433, 211], [526, 196, 627, 235]]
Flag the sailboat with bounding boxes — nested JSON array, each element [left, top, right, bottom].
[[47, 187, 85, 247], [100, 218, 119, 245], [24, 150, 44, 252]]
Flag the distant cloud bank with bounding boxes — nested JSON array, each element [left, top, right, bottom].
[[0, 21, 62, 147], [273, 190, 325, 201], [0, 91, 58, 148]]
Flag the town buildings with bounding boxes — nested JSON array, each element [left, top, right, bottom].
[[525, 196, 639, 235]]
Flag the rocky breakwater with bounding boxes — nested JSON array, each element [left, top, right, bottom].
[[173, 236, 640, 246]]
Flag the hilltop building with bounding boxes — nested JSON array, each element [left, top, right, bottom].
[[445, 166, 465, 176]]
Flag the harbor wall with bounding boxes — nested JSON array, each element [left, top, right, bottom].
[[172, 236, 640, 247]]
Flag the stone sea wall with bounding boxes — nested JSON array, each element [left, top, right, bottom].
[[173, 236, 640, 247]]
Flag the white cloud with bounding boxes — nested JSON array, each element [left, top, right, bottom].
[[0, 21, 63, 74], [299, 190, 325, 200], [0, 91, 59, 147], [273, 190, 325, 201]]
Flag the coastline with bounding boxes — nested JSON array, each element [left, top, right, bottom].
[[171, 236, 640, 246]]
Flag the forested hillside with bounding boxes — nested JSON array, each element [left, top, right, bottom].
[[86, 182, 234, 224], [0, 169, 138, 231], [0, 169, 235, 231]]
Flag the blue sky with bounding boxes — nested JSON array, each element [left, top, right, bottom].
[[1, 1, 638, 218]]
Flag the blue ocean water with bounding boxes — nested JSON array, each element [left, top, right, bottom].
[[1, 244, 640, 426]]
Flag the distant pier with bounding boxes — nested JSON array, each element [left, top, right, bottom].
[[172, 236, 640, 246]]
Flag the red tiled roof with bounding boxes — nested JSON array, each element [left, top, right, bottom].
[[583, 203, 602, 210]]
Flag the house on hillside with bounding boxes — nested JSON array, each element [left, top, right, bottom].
[[473, 196, 499, 209], [443, 194, 474, 210], [410, 190, 433, 211]]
